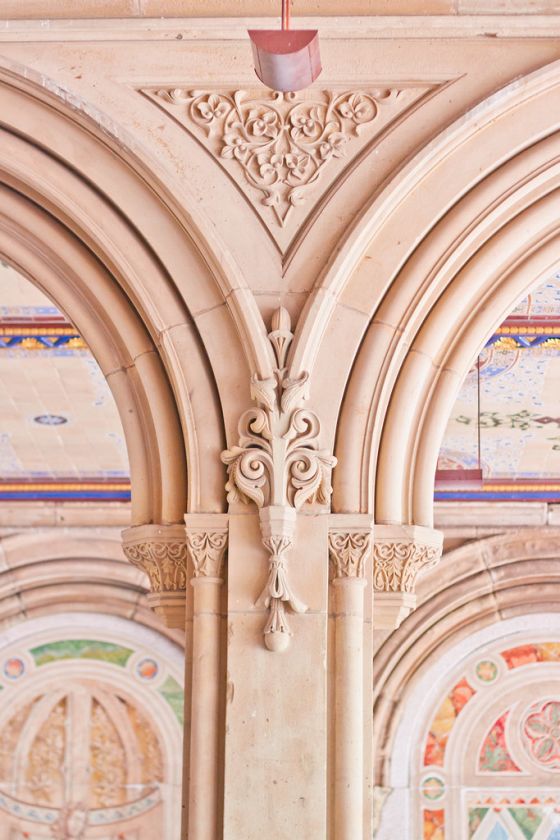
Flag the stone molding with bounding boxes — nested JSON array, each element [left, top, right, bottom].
[[185, 513, 229, 579], [122, 523, 188, 629], [372, 525, 443, 629], [221, 307, 336, 651], [328, 514, 374, 580]]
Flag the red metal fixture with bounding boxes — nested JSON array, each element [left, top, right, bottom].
[[248, 0, 322, 92]]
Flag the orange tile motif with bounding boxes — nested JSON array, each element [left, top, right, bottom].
[[423, 678, 476, 767], [423, 808, 444, 840]]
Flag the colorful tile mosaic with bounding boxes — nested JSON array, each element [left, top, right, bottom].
[[421, 640, 560, 839], [158, 675, 185, 726], [522, 701, 560, 770], [30, 639, 133, 668], [437, 272, 560, 501], [479, 710, 521, 773], [501, 643, 560, 670], [0, 264, 130, 495], [2, 658, 25, 681], [423, 677, 476, 767], [423, 808, 444, 839], [136, 658, 159, 681]]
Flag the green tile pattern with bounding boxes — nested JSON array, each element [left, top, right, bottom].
[[31, 639, 133, 667]]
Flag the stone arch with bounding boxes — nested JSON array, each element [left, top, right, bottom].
[[0, 530, 183, 642], [0, 59, 273, 520], [286, 58, 560, 524]]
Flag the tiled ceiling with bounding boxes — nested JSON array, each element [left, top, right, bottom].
[[437, 273, 560, 501], [0, 262, 129, 500]]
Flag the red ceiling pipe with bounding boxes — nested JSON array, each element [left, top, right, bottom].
[[248, 0, 322, 92]]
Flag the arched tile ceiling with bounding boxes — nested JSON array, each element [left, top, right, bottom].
[[437, 272, 560, 502], [0, 262, 129, 501]]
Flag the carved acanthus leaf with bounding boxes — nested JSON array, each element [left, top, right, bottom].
[[221, 309, 336, 513], [186, 530, 228, 578], [328, 530, 372, 579], [373, 541, 441, 593], [143, 87, 432, 230], [123, 540, 188, 592]]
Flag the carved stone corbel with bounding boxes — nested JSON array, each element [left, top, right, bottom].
[[221, 307, 336, 652], [122, 523, 188, 629], [372, 525, 443, 629]]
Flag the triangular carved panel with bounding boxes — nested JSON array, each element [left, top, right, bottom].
[[142, 85, 441, 249]]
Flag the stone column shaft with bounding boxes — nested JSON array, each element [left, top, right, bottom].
[[333, 576, 367, 840], [185, 514, 228, 840], [328, 515, 373, 840]]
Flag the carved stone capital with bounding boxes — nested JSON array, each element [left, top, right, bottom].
[[185, 513, 229, 579], [372, 525, 443, 630], [328, 515, 374, 580], [122, 523, 188, 629]]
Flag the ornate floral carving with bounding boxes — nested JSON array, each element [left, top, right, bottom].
[[373, 541, 441, 593], [122, 524, 189, 629], [328, 530, 372, 579], [147, 88, 402, 227], [123, 538, 188, 592], [221, 308, 336, 650], [186, 530, 228, 578]]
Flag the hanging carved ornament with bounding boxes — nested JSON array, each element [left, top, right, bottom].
[[221, 307, 336, 651], [143, 87, 432, 232]]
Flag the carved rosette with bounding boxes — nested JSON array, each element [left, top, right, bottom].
[[122, 524, 188, 630], [372, 526, 443, 630], [221, 307, 336, 651], [328, 530, 372, 580]]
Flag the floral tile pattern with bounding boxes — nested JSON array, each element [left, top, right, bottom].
[[437, 273, 560, 500]]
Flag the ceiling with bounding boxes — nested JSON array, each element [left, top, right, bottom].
[[437, 272, 560, 502], [0, 262, 129, 501]]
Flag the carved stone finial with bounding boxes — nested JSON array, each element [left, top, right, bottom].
[[372, 525, 442, 629], [122, 524, 188, 630], [328, 530, 372, 580], [221, 308, 336, 651]]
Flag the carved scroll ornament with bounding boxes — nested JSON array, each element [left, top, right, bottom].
[[221, 307, 336, 651]]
